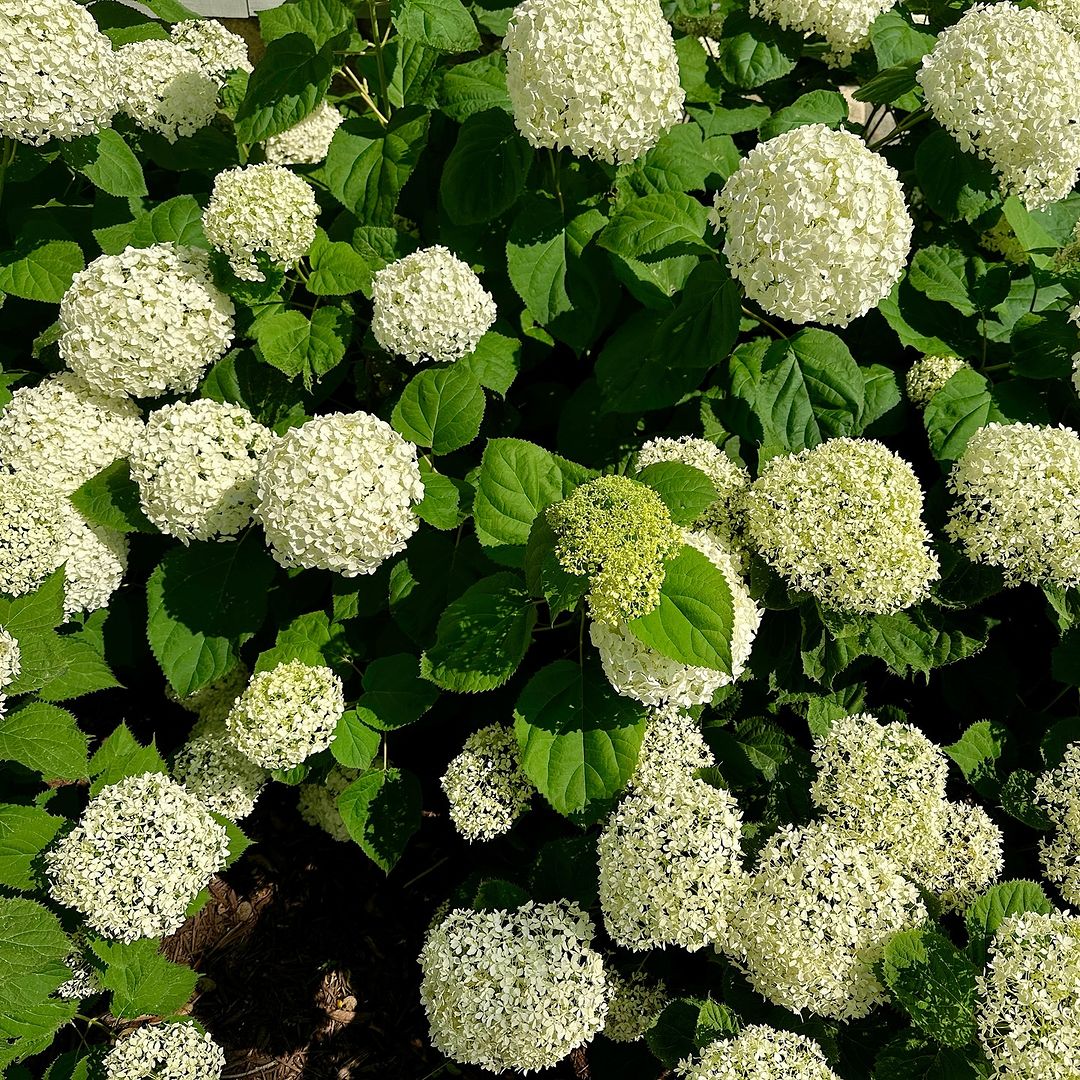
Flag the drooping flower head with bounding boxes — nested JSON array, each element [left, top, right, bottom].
[[679, 1027, 843, 1080], [906, 355, 968, 407], [116, 40, 219, 143], [170, 18, 253, 84], [103, 1022, 226, 1080], [264, 100, 344, 165]]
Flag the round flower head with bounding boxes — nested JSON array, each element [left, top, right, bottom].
[[1037, 0, 1080, 35], [547, 475, 682, 625], [103, 1022, 226, 1080], [630, 705, 716, 798], [173, 719, 268, 821], [914, 801, 1004, 913], [60, 505, 128, 619], [503, 0, 684, 164], [906, 355, 968, 408], [0, 473, 66, 599], [170, 18, 252, 84], [254, 412, 424, 577], [0, 374, 143, 495], [203, 164, 319, 281], [731, 822, 926, 1020], [977, 911, 1080, 1079], [750, 0, 892, 64], [116, 40, 219, 143], [264, 100, 344, 166], [1037, 744, 1080, 904], [918, 3, 1080, 209], [226, 660, 345, 770], [598, 778, 748, 953], [297, 765, 358, 843], [130, 399, 276, 543], [440, 723, 533, 842], [58, 244, 235, 399], [745, 438, 939, 613], [0, 0, 119, 145], [0, 627, 20, 690], [419, 900, 608, 1073], [712, 126, 911, 327], [603, 970, 668, 1043], [679, 1027, 842, 1080], [946, 423, 1080, 588], [45, 772, 230, 942], [168, 663, 248, 726], [371, 246, 497, 365]]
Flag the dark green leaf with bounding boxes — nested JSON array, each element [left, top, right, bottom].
[[394, 0, 480, 51], [645, 998, 739, 1068], [599, 193, 711, 262], [69, 460, 157, 535], [253, 306, 351, 388], [636, 461, 718, 525], [441, 109, 532, 225], [0, 702, 88, 780], [945, 720, 1007, 799], [90, 939, 198, 1019], [716, 13, 800, 88], [355, 653, 439, 730], [439, 53, 511, 122], [966, 881, 1052, 964], [759, 90, 847, 139], [259, 0, 352, 48], [89, 722, 168, 796], [331, 711, 382, 771], [0, 240, 84, 304], [337, 767, 422, 872], [391, 364, 486, 454], [0, 806, 64, 892], [60, 130, 146, 198]]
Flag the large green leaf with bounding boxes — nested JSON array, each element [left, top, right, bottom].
[[715, 13, 800, 88], [394, 0, 481, 51], [88, 722, 168, 796], [966, 881, 1052, 964], [70, 460, 157, 535], [0, 702, 88, 780], [923, 366, 1006, 463], [945, 720, 1006, 799], [60, 130, 146, 198], [253, 306, 351, 388], [392, 364, 486, 454], [0, 239, 84, 303], [90, 939, 198, 1019], [439, 54, 512, 122], [599, 193, 711, 262], [759, 90, 847, 140], [636, 462, 718, 525], [645, 998, 740, 1068], [440, 109, 532, 225], [305, 228, 371, 296], [354, 654, 439, 731], [0, 806, 64, 892], [259, 0, 352, 48], [337, 767, 422, 872]]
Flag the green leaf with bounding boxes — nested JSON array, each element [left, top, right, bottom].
[[391, 364, 486, 454], [137, 0, 197, 20], [199, 348, 308, 432], [0, 702, 88, 780], [394, 0, 480, 50], [619, 123, 740, 198], [421, 572, 536, 691], [599, 193, 711, 262], [854, 61, 921, 104], [850, 606, 995, 677], [651, 261, 741, 370], [0, 806, 64, 892], [95, 195, 208, 256], [415, 460, 471, 530], [945, 720, 1007, 799], [331, 711, 382, 771], [458, 330, 520, 396], [441, 109, 532, 225], [259, 0, 352, 48], [529, 835, 598, 907], [636, 462, 718, 525], [306, 228, 371, 296], [645, 998, 739, 1068], [439, 53, 511, 122], [908, 246, 976, 316], [60, 130, 146, 198], [69, 459, 157, 535], [915, 129, 999, 224], [38, 635, 122, 703], [759, 90, 847, 140], [0, 240, 84, 303], [628, 545, 734, 672], [254, 611, 346, 672], [337, 767, 422, 872], [874, 1033, 992, 1080], [253, 306, 351, 388], [716, 13, 800, 88], [90, 939, 198, 1019], [870, 11, 937, 68], [923, 366, 1006, 463], [355, 654, 439, 730], [966, 881, 1052, 964], [514, 659, 646, 820], [89, 723, 168, 796], [1000, 769, 1054, 831], [523, 517, 587, 619]]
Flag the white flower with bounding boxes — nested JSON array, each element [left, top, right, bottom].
[[629, 705, 716, 798], [116, 40, 220, 144], [731, 822, 926, 1020], [945, 422, 1080, 588], [1037, 744, 1080, 905], [916, 801, 1004, 913], [419, 900, 608, 1073], [906, 355, 968, 407], [711, 126, 912, 327], [0, 627, 20, 690], [60, 503, 128, 619], [168, 663, 249, 726], [0, 472, 67, 599], [679, 1026, 842, 1080], [58, 244, 235, 400], [745, 438, 939, 613], [56, 950, 101, 1000], [103, 1022, 226, 1080], [918, 3, 1080, 209], [503, 0, 684, 164], [603, 970, 667, 1043], [173, 719, 268, 821], [297, 765, 358, 843], [1070, 304, 1080, 397], [45, 773, 230, 942], [264, 101, 344, 165], [226, 660, 345, 770], [441, 723, 533, 842], [977, 911, 1080, 1079], [1037, 0, 1080, 35], [203, 164, 319, 281], [254, 412, 424, 577], [130, 399, 276, 543], [170, 19, 252, 84], [0, 0, 119, 146], [750, 0, 893, 64]]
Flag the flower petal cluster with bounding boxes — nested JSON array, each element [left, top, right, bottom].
[[169, 663, 248, 725], [1036, 0, 1080, 35], [440, 723, 533, 842], [203, 164, 319, 281], [906, 355, 967, 407], [226, 660, 345, 770], [917, 3, 1080, 209], [503, 0, 684, 164], [945, 423, 1080, 588], [56, 950, 101, 1000], [297, 765, 358, 843], [173, 719, 268, 821], [745, 438, 939, 613], [254, 412, 424, 576], [130, 399, 276, 543], [630, 705, 716, 798], [1070, 304, 1080, 397], [45, 772, 230, 942], [264, 100, 344, 165], [750, 0, 890, 62], [731, 822, 926, 1019], [711, 126, 912, 326], [103, 1022, 226, 1080], [60, 504, 129, 619], [371, 246, 496, 365], [116, 40, 219, 143], [915, 801, 1004, 913], [603, 970, 668, 1043], [170, 19, 252, 84], [419, 900, 608, 1073], [977, 911, 1080, 1079], [0, 472, 67, 599], [59, 244, 235, 399], [1036, 744, 1080, 904], [548, 475, 681, 625], [679, 1027, 842, 1080], [0, 627, 20, 690], [0, 0, 119, 146]]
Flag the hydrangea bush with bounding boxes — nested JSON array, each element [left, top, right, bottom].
[[2, 0, 1080, 1076]]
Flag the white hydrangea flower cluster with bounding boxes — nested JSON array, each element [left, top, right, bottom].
[[602, 970, 667, 1043], [1036, 744, 1080, 904], [1037, 0, 1080, 35], [60, 507, 129, 619], [371, 246, 497, 365], [731, 822, 926, 1019], [1070, 304, 1080, 397], [917, 3, 1080, 209], [173, 719, 268, 821], [0, 0, 120, 146], [297, 765, 358, 843], [440, 723, 533, 842], [977, 911, 1080, 1079], [591, 528, 761, 708], [419, 901, 608, 1073], [169, 663, 248, 725], [254, 412, 424, 576], [170, 19, 252, 84], [711, 126, 912, 327], [629, 706, 716, 798], [58, 244, 235, 400], [916, 801, 1005, 913], [745, 438, 939, 613], [750, 0, 892, 63], [679, 1027, 842, 1080], [130, 399, 276, 543], [503, 0, 685, 164], [906, 355, 968, 407], [45, 772, 230, 942], [264, 101, 344, 166], [116, 40, 219, 144], [226, 660, 345, 770], [946, 423, 1080, 588], [0, 374, 143, 494], [103, 1022, 226, 1080], [0, 627, 20, 702], [203, 164, 319, 281], [56, 950, 101, 1000], [0, 472, 66, 599]]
